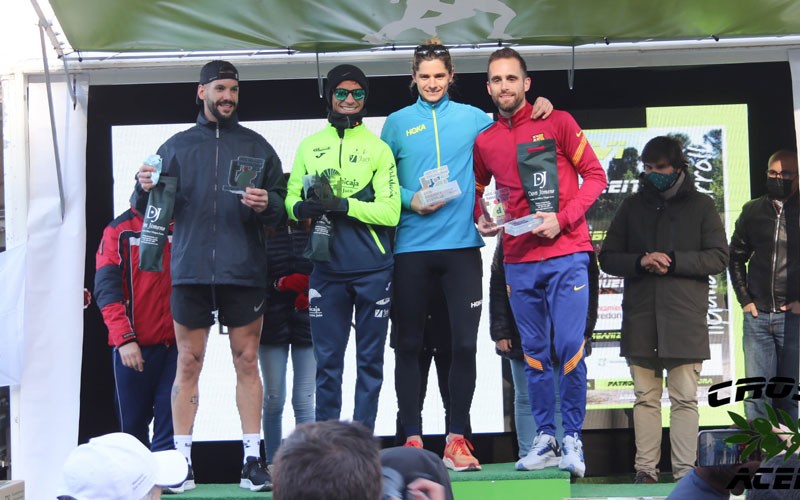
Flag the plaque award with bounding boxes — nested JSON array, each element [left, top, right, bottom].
[[417, 165, 461, 206]]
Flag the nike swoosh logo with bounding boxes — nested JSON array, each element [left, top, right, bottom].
[[254, 299, 265, 312], [576, 130, 583, 137], [573, 284, 586, 291]]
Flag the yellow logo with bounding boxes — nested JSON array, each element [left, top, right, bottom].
[[573, 284, 586, 291], [532, 133, 545, 141], [406, 124, 427, 136], [576, 130, 583, 137]]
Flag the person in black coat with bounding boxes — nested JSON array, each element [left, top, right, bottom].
[[599, 136, 728, 484]]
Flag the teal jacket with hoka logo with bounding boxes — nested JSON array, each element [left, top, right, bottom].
[[286, 123, 400, 276], [381, 95, 491, 254]]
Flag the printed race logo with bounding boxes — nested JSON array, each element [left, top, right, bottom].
[[146, 205, 161, 220]]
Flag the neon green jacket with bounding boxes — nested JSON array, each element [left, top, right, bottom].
[[286, 124, 400, 275]]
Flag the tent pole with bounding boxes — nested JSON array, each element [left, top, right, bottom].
[[316, 52, 323, 99], [29, 0, 76, 107], [37, 21, 66, 221], [568, 45, 575, 90]]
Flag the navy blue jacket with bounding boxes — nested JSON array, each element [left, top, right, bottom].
[[135, 112, 286, 287]]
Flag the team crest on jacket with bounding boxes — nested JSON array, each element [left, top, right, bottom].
[[532, 133, 545, 142]]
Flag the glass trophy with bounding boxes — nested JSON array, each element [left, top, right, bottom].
[[302, 174, 343, 210], [224, 156, 265, 194], [504, 214, 544, 236], [482, 187, 543, 236], [143, 154, 162, 185], [481, 187, 512, 225], [417, 165, 461, 206]]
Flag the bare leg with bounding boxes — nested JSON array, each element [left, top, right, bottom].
[[229, 316, 264, 434], [172, 322, 211, 435]]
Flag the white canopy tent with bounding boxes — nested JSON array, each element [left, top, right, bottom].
[[4, 1, 800, 497]]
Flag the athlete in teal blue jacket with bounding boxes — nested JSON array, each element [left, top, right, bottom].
[[380, 41, 551, 471]]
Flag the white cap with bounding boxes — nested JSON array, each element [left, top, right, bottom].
[[58, 432, 188, 500]]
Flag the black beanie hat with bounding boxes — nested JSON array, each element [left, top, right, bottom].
[[197, 60, 239, 105], [325, 64, 369, 106]]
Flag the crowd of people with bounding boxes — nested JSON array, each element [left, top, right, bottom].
[[69, 37, 800, 499]]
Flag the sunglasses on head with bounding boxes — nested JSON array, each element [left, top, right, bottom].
[[414, 44, 449, 57], [333, 88, 366, 101]]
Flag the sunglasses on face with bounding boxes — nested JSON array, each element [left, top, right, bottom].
[[333, 88, 366, 101], [414, 44, 449, 57]]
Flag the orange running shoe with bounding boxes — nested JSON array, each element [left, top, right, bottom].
[[443, 436, 481, 471], [403, 440, 423, 448]]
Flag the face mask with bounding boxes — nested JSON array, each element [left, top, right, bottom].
[[766, 176, 794, 199], [644, 171, 679, 192]]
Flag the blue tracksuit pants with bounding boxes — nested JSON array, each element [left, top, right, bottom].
[[309, 267, 393, 431], [504, 252, 588, 439]]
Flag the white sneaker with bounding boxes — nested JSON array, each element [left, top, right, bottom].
[[559, 433, 586, 478], [515, 432, 561, 471]]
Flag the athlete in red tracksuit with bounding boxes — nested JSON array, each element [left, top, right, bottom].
[[94, 206, 177, 451], [473, 48, 606, 477]]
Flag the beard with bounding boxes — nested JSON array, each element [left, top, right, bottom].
[[206, 98, 236, 123], [493, 92, 524, 115]]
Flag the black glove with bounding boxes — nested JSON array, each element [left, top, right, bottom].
[[322, 197, 349, 213], [293, 200, 327, 220]]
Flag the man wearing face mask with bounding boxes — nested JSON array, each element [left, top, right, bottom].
[[729, 150, 800, 422], [598, 136, 728, 484], [285, 64, 400, 431]]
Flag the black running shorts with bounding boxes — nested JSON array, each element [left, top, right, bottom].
[[171, 285, 266, 329]]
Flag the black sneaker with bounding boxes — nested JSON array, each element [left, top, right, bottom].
[[163, 462, 196, 494], [241, 456, 272, 492]]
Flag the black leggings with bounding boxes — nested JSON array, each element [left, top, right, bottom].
[[393, 248, 482, 436]]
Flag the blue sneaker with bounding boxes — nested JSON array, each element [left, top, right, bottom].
[[515, 432, 560, 471], [559, 433, 586, 478]]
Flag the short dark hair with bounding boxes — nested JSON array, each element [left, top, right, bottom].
[[487, 47, 528, 75], [272, 420, 383, 500], [640, 136, 689, 171]]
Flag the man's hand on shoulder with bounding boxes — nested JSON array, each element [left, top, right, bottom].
[[531, 96, 553, 120], [531, 212, 561, 239], [242, 186, 269, 213], [137, 164, 156, 192]]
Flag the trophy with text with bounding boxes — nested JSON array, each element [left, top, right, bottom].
[[417, 165, 461, 206]]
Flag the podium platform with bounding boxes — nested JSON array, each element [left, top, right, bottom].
[[167, 463, 678, 499]]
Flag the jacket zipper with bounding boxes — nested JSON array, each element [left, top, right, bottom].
[[770, 204, 782, 311], [432, 106, 441, 168], [212, 124, 219, 284]]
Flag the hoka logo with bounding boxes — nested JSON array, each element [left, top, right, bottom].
[[405, 124, 427, 136]]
